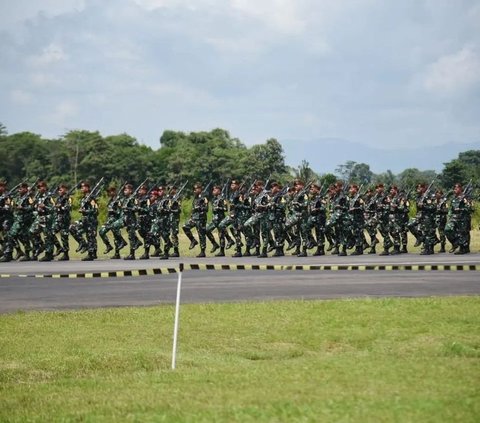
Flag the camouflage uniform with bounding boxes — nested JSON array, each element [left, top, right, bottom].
[[386, 191, 403, 255], [150, 192, 172, 259], [70, 192, 99, 260], [206, 193, 230, 256], [374, 190, 393, 255], [1, 188, 34, 261], [435, 195, 448, 253], [99, 194, 126, 258], [183, 192, 208, 256], [53, 190, 72, 260], [218, 187, 244, 257], [30, 187, 56, 260], [307, 191, 327, 256], [348, 192, 365, 255], [121, 193, 142, 259], [414, 191, 437, 255], [244, 188, 271, 257], [445, 193, 473, 254], [285, 187, 310, 256], [363, 192, 379, 253], [268, 189, 287, 256], [168, 195, 181, 257], [326, 190, 350, 255]]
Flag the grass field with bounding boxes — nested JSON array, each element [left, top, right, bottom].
[[1, 297, 479, 422]]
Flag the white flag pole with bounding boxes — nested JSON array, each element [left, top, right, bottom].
[[171, 263, 183, 370]]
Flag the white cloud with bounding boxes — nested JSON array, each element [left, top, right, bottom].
[[423, 46, 480, 95], [44, 100, 79, 125], [10, 89, 34, 105], [27, 43, 68, 67]]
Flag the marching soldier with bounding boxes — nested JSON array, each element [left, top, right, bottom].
[[445, 183, 473, 254], [183, 183, 208, 257], [53, 184, 73, 261], [307, 183, 327, 256]]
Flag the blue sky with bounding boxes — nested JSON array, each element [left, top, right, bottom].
[[1, 0, 479, 173]]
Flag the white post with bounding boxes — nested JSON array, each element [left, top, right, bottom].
[[171, 263, 183, 370]]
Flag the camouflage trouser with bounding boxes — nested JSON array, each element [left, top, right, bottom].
[[150, 215, 171, 252], [445, 215, 469, 248], [435, 215, 447, 245], [244, 213, 270, 253], [169, 214, 180, 250], [326, 211, 350, 249], [53, 216, 71, 252], [137, 215, 152, 244], [419, 214, 436, 251], [407, 217, 422, 243], [70, 217, 97, 255], [3, 217, 31, 255], [30, 214, 55, 256], [350, 217, 364, 249], [387, 214, 401, 248], [285, 212, 309, 250], [364, 214, 378, 246], [269, 215, 286, 248], [183, 217, 207, 250], [377, 216, 393, 250], [399, 215, 409, 248], [219, 214, 243, 252], [307, 215, 326, 247], [206, 214, 233, 248], [99, 216, 126, 250]]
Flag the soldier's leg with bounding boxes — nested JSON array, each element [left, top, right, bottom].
[[195, 218, 207, 257], [182, 218, 198, 249], [206, 219, 220, 252]]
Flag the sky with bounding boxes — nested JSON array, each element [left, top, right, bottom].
[[1, 0, 479, 173]]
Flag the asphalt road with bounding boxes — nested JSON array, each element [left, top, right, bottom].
[[1, 253, 479, 313]]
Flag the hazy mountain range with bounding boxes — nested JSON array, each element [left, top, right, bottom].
[[282, 139, 480, 175]]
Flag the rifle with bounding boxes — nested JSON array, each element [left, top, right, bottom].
[[133, 178, 149, 197], [461, 179, 473, 200], [85, 177, 105, 202], [201, 180, 213, 198], [221, 178, 230, 199], [172, 180, 189, 202], [113, 181, 128, 202], [68, 183, 80, 196], [419, 177, 437, 203], [5, 179, 28, 197], [352, 183, 364, 204]]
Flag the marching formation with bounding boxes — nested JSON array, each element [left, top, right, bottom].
[[0, 177, 475, 263]]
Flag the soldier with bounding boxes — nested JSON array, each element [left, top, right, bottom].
[[99, 186, 126, 259], [70, 181, 99, 261], [285, 179, 310, 256], [218, 180, 244, 257], [183, 182, 208, 257], [445, 183, 473, 255], [348, 184, 365, 255], [373, 183, 393, 256], [386, 185, 402, 255], [434, 189, 448, 253], [326, 182, 350, 256], [30, 181, 55, 261], [150, 186, 172, 260], [206, 185, 228, 256], [53, 184, 73, 261], [0, 182, 34, 262], [412, 182, 437, 255], [121, 183, 142, 260], [168, 185, 181, 257], [244, 180, 271, 257], [147, 188, 162, 257], [0, 181, 13, 255], [136, 184, 152, 259], [307, 183, 327, 256], [363, 188, 379, 254], [397, 188, 411, 254]]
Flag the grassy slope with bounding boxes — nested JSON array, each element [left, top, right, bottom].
[[1, 297, 479, 422]]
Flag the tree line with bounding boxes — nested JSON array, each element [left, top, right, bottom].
[[1, 122, 479, 194]]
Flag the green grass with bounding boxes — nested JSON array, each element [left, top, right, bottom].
[[1, 297, 480, 421]]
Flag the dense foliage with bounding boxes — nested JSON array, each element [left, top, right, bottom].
[[1, 122, 478, 193]]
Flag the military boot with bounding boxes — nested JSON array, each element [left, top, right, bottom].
[[368, 246, 376, 254], [81, 253, 95, 261], [297, 247, 307, 257], [350, 247, 363, 256], [225, 239, 235, 250], [215, 248, 225, 257], [391, 246, 401, 255], [196, 249, 206, 258], [151, 247, 162, 257], [232, 248, 242, 258], [272, 247, 284, 257], [58, 252, 70, 261], [313, 246, 325, 256], [189, 239, 198, 250], [210, 242, 220, 254], [338, 246, 347, 256], [400, 245, 408, 254], [331, 246, 339, 255], [379, 248, 390, 256], [439, 243, 446, 253], [0, 253, 13, 262], [124, 250, 135, 260], [39, 253, 53, 262], [454, 245, 468, 255]]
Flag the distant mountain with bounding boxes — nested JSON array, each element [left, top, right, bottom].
[[281, 138, 480, 175]]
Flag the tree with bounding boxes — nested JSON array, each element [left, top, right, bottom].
[[335, 161, 373, 184], [440, 150, 480, 188], [294, 160, 317, 182]]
